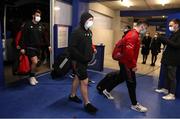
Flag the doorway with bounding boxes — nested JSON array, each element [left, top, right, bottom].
[[1, 0, 51, 85]]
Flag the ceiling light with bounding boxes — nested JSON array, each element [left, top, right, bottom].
[[162, 15, 166, 18], [119, 0, 133, 8], [54, 6, 60, 11], [158, 0, 170, 6]]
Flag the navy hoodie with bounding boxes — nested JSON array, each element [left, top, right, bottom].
[[69, 12, 94, 64]]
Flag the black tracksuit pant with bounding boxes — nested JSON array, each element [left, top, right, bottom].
[[97, 64, 137, 105], [164, 64, 177, 94], [158, 64, 177, 94]]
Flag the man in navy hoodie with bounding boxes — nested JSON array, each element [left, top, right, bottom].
[[68, 12, 98, 113]]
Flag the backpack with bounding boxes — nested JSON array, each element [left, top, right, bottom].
[[112, 38, 126, 61], [51, 49, 71, 79], [112, 30, 135, 62]]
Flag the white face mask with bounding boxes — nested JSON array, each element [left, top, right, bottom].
[[124, 28, 128, 32], [145, 34, 149, 37], [140, 25, 147, 34], [140, 29, 147, 34], [35, 16, 41, 22], [169, 26, 175, 32], [84, 20, 93, 30]]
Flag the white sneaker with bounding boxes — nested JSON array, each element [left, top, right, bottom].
[[88, 80, 95, 84], [131, 103, 148, 113], [155, 88, 168, 94], [102, 89, 114, 100], [69, 73, 75, 78], [29, 77, 37, 86], [34, 78, 38, 84], [162, 93, 175, 100]]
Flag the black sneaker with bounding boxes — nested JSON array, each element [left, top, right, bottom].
[[69, 95, 82, 104], [142, 61, 145, 64], [150, 63, 155, 66], [84, 103, 98, 114]]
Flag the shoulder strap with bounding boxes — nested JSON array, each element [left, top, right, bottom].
[[123, 30, 136, 41]]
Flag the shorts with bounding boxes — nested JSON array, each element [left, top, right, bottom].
[[73, 61, 88, 80], [26, 47, 40, 58]]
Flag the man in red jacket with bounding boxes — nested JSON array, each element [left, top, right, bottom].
[[102, 20, 149, 113]]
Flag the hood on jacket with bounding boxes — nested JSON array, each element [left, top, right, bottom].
[[80, 12, 93, 29]]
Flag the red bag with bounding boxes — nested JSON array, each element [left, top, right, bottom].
[[112, 38, 126, 61], [18, 54, 30, 74]]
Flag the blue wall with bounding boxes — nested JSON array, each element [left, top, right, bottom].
[[72, 0, 89, 29]]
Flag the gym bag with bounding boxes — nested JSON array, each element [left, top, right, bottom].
[[51, 49, 71, 79], [17, 54, 30, 75]]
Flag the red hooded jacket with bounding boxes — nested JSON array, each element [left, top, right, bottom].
[[118, 29, 140, 68]]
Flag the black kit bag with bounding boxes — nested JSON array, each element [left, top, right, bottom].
[[96, 70, 124, 93], [51, 49, 71, 79]]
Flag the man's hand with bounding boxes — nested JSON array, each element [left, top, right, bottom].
[[141, 44, 145, 47], [48, 46, 52, 52], [20, 49, 25, 54], [159, 38, 168, 44], [94, 49, 97, 54], [132, 67, 137, 72], [16, 45, 21, 49]]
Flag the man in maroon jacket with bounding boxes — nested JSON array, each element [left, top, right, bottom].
[[102, 20, 149, 113]]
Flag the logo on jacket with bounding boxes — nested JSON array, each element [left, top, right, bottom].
[[39, 26, 42, 31], [85, 33, 92, 37]]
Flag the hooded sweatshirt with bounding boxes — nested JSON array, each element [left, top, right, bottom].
[[69, 12, 94, 64]]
